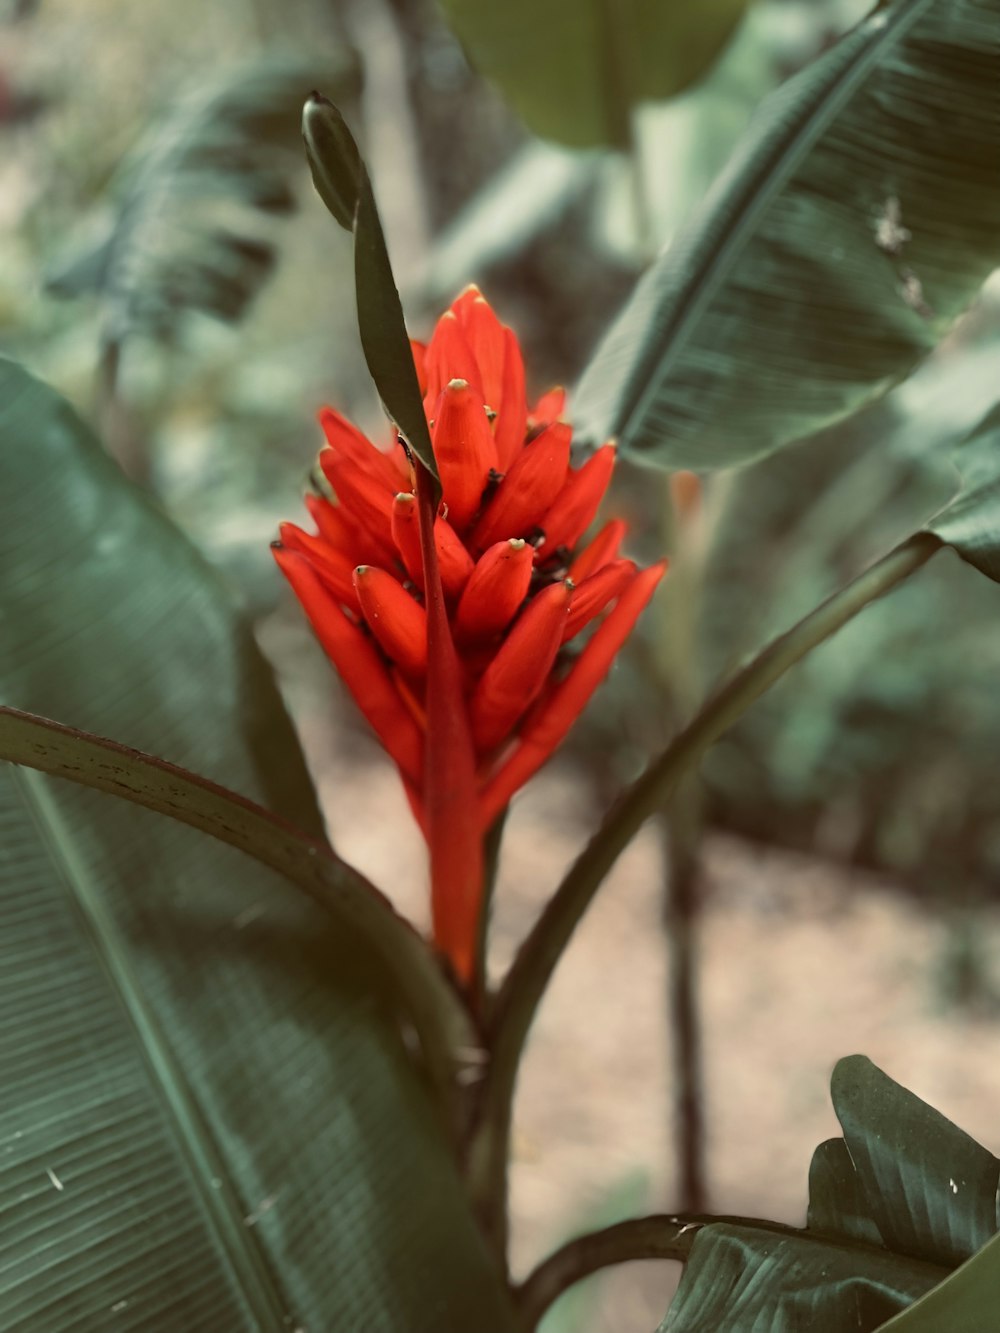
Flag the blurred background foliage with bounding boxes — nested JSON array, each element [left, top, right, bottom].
[[2, 0, 999, 993]]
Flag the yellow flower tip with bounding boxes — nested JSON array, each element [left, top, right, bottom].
[[447, 377, 469, 391], [508, 538, 526, 551]]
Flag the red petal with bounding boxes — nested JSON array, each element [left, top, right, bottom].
[[391, 491, 423, 585], [318, 407, 408, 492], [456, 539, 534, 641], [568, 518, 628, 583], [279, 522, 359, 609], [274, 546, 423, 785], [432, 378, 498, 532], [434, 515, 476, 600], [354, 565, 428, 679], [537, 443, 616, 559], [469, 580, 571, 753], [459, 294, 505, 416], [562, 559, 636, 643], [319, 449, 396, 560], [410, 339, 428, 396], [494, 326, 527, 472], [480, 561, 666, 824], [424, 310, 483, 407], [471, 421, 572, 552], [528, 387, 565, 431]]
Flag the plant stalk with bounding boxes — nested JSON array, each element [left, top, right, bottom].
[[473, 531, 941, 1258], [515, 1214, 702, 1330]]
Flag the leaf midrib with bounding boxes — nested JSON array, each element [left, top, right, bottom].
[[619, 0, 933, 442], [12, 765, 290, 1333]]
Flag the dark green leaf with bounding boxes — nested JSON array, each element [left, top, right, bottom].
[[302, 94, 436, 476], [807, 1139, 883, 1247], [831, 1054, 1000, 1268], [437, 0, 750, 149], [660, 1222, 940, 1332], [575, 0, 1000, 469], [877, 1231, 1000, 1331], [660, 1056, 999, 1331], [927, 404, 1000, 583], [0, 360, 514, 1331]]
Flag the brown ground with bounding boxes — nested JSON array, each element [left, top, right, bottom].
[[307, 720, 1000, 1332]]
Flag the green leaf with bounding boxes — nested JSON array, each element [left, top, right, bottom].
[[48, 56, 357, 344], [660, 1056, 999, 1331], [437, 0, 750, 149], [302, 94, 436, 476], [876, 1231, 1000, 1331], [0, 360, 514, 1330], [574, 0, 1000, 469], [831, 1054, 1000, 1268], [927, 404, 1000, 583], [660, 1221, 941, 1332]]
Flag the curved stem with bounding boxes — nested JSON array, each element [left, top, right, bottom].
[[0, 706, 473, 1137], [516, 1214, 701, 1330], [474, 531, 941, 1250]]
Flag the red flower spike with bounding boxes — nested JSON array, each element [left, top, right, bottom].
[[568, 518, 628, 583], [273, 547, 423, 785], [416, 469, 483, 987], [562, 558, 637, 643], [433, 378, 499, 532], [471, 420, 572, 552], [537, 443, 616, 558], [456, 539, 535, 641], [470, 580, 571, 753], [480, 561, 668, 826], [279, 522, 359, 609], [277, 287, 665, 995], [494, 326, 527, 472], [353, 565, 428, 680], [318, 407, 408, 493]]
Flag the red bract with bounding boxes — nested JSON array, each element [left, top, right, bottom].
[[275, 287, 666, 985]]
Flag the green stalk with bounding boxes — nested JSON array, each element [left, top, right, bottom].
[[473, 531, 941, 1257], [515, 1214, 703, 1329]]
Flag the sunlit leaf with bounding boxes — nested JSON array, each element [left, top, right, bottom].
[[575, 0, 1000, 469], [927, 404, 1000, 583], [437, 0, 751, 149]]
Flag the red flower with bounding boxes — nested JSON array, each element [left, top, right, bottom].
[[275, 288, 666, 985]]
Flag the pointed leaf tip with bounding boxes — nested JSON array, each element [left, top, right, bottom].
[[301, 92, 363, 232]]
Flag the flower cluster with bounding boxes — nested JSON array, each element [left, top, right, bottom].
[[276, 288, 665, 982]]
